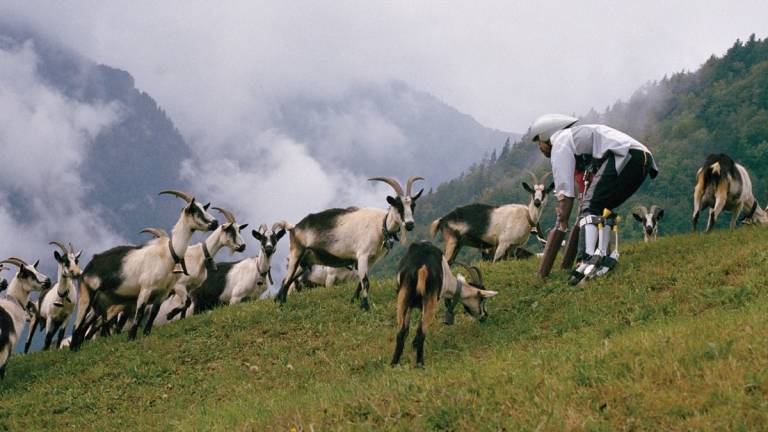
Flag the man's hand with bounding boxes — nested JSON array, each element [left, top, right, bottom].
[[556, 196, 575, 231]]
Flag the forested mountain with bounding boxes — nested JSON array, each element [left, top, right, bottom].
[[375, 34, 768, 273]]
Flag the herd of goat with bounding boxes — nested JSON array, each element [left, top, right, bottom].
[[0, 152, 766, 373]]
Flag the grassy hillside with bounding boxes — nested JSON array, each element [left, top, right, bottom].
[[1, 228, 767, 430]]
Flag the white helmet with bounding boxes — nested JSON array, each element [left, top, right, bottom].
[[529, 114, 578, 142]]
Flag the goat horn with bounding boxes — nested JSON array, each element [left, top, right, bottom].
[[0, 257, 28, 268], [453, 261, 482, 287], [140, 227, 168, 238], [539, 171, 552, 183], [406, 176, 424, 196], [212, 207, 236, 224], [272, 221, 290, 232], [158, 190, 194, 203], [368, 177, 404, 197], [635, 205, 648, 215], [258, 223, 269, 234], [69, 242, 75, 253], [527, 171, 539, 185], [49, 241, 69, 254]]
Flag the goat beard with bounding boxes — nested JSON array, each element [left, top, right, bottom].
[[400, 225, 408, 245]]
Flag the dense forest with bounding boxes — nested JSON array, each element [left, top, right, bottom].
[[376, 34, 768, 273]]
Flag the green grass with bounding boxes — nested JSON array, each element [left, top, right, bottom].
[[1, 229, 767, 431]]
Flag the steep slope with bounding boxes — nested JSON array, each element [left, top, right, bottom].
[[1, 229, 766, 430]]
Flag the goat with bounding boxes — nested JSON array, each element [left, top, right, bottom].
[[24, 241, 82, 352], [632, 205, 664, 242], [71, 190, 218, 349], [431, 171, 554, 263], [692, 154, 768, 232], [191, 222, 289, 313], [152, 207, 248, 326], [276, 176, 424, 310], [391, 241, 498, 367], [0, 258, 51, 378], [291, 264, 358, 291]]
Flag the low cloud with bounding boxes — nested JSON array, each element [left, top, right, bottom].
[[0, 40, 124, 276]]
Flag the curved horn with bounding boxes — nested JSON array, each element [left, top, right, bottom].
[[258, 224, 269, 234], [649, 205, 658, 215], [212, 207, 236, 224], [49, 241, 69, 254], [272, 221, 290, 232], [635, 205, 648, 215], [539, 171, 552, 184], [0, 257, 28, 268], [368, 177, 404, 196], [527, 171, 539, 185], [158, 190, 193, 203], [68, 242, 75, 253], [469, 266, 484, 287], [140, 227, 168, 238], [406, 176, 424, 196]]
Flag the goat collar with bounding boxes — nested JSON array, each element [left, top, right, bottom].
[[202, 242, 217, 272], [526, 212, 536, 227], [260, 269, 273, 286], [746, 200, 759, 218], [168, 238, 189, 276], [381, 213, 400, 255]]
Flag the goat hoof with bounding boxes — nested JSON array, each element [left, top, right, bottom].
[[359, 298, 370, 311], [416, 362, 424, 369]]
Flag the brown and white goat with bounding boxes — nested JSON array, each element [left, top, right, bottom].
[[391, 241, 498, 368], [692, 154, 768, 232], [632, 205, 664, 242], [430, 171, 554, 263]]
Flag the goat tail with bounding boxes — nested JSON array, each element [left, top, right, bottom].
[[709, 161, 721, 176], [416, 265, 428, 297], [429, 218, 441, 238]]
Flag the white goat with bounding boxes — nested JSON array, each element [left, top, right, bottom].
[[632, 205, 664, 242], [24, 241, 82, 352], [276, 176, 424, 310], [153, 207, 248, 326], [192, 222, 289, 313], [71, 190, 218, 349], [431, 171, 554, 263], [0, 258, 51, 378]]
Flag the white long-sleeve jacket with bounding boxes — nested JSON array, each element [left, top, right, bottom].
[[550, 124, 654, 198]]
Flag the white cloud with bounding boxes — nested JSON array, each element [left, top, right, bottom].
[[0, 40, 124, 276]]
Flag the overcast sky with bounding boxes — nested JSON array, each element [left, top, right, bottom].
[[1, 1, 766, 286], [2, 1, 766, 134]]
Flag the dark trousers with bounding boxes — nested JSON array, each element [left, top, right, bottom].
[[580, 149, 653, 217]]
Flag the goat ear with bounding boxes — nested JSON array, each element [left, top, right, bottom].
[[479, 289, 499, 298], [76, 250, 83, 260], [546, 182, 555, 194], [632, 213, 643, 222], [251, 229, 265, 241], [203, 202, 211, 210], [33, 259, 39, 269], [412, 189, 424, 200], [275, 229, 287, 241], [53, 251, 64, 263], [238, 223, 249, 232], [656, 209, 665, 220], [386, 195, 398, 207], [522, 182, 534, 193]]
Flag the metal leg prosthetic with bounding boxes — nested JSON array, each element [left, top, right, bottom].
[[568, 213, 602, 285], [592, 213, 621, 278], [569, 209, 622, 284]]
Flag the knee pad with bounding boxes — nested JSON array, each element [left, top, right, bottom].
[[577, 214, 602, 258]]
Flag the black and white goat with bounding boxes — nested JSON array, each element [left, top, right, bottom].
[[692, 154, 768, 232], [24, 241, 82, 352], [632, 205, 664, 242], [71, 190, 218, 349], [152, 207, 248, 326], [191, 222, 288, 312], [391, 241, 498, 368], [0, 258, 51, 378], [276, 176, 424, 310], [430, 172, 554, 263]]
